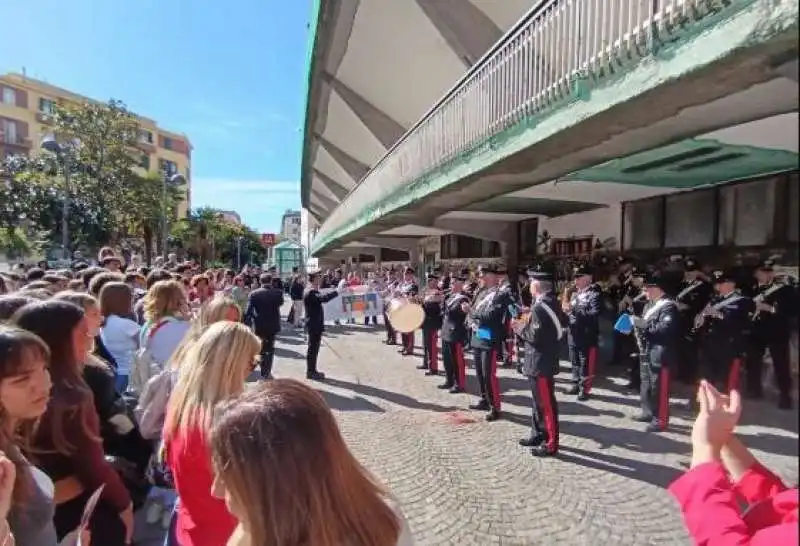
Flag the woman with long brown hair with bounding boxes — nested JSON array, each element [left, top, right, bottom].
[[210, 379, 413, 546], [11, 301, 133, 545]]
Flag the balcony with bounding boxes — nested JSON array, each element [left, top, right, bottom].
[[306, 0, 798, 254], [0, 133, 31, 149]]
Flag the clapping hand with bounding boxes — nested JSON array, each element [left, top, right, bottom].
[[0, 451, 15, 521], [690, 380, 742, 467]]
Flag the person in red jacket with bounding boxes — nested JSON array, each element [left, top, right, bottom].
[[669, 380, 798, 545]]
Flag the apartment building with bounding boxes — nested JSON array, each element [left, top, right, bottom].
[[0, 72, 192, 217], [280, 209, 301, 242]]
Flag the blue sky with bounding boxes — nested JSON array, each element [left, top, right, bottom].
[[3, 0, 310, 233]]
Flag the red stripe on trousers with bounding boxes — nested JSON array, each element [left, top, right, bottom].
[[657, 367, 670, 430], [429, 331, 439, 372], [454, 342, 466, 389], [404, 333, 414, 353], [585, 346, 598, 394], [728, 358, 741, 393], [489, 349, 501, 410], [536, 376, 558, 451], [505, 321, 515, 361]]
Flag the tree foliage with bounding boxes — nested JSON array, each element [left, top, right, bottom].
[[171, 208, 265, 269]]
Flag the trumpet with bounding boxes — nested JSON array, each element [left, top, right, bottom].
[[693, 304, 721, 330]]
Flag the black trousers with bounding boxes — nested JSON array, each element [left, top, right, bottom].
[[569, 344, 598, 395], [746, 335, 792, 398], [422, 328, 439, 371], [677, 334, 700, 384], [287, 306, 294, 323], [442, 340, 466, 389], [639, 358, 671, 430], [473, 346, 501, 410], [55, 491, 126, 545], [259, 333, 276, 378], [699, 345, 743, 394], [529, 374, 559, 451], [401, 331, 414, 354], [307, 330, 322, 375]]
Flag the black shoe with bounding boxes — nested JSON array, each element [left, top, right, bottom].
[[438, 383, 454, 390], [531, 445, 557, 457], [645, 421, 665, 433], [519, 436, 543, 447], [567, 384, 580, 395], [625, 381, 640, 392], [384, 340, 397, 345], [449, 386, 464, 394], [502, 359, 513, 368], [631, 413, 653, 423], [424, 370, 438, 376], [306, 371, 326, 381], [469, 400, 490, 411], [485, 409, 500, 422], [577, 391, 589, 402], [417, 364, 429, 370]]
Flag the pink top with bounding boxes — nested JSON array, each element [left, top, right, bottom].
[[165, 423, 237, 546]]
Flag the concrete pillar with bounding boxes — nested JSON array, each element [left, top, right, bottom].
[[408, 246, 421, 273], [503, 224, 520, 284]]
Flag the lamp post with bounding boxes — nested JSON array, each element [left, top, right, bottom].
[[235, 236, 243, 269], [161, 171, 186, 258], [40, 135, 72, 262]]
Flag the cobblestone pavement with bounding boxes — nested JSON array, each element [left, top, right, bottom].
[[138, 319, 799, 546], [274, 322, 798, 546]]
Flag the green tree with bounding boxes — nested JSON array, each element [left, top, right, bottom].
[[171, 208, 265, 269]]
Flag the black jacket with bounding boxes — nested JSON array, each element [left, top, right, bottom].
[[698, 291, 755, 359], [441, 292, 470, 343], [470, 286, 515, 350], [639, 297, 682, 368], [304, 288, 338, 333], [244, 286, 285, 336], [289, 278, 305, 301], [519, 293, 567, 377], [567, 284, 602, 348]]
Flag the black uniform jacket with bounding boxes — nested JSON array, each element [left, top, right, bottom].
[[244, 286, 285, 336], [303, 288, 339, 333], [422, 298, 443, 331], [519, 292, 567, 377], [699, 290, 755, 359], [441, 292, 470, 343], [639, 297, 682, 368], [470, 286, 515, 350], [676, 280, 713, 332], [752, 281, 797, 339], [568, 284, 602, 348]]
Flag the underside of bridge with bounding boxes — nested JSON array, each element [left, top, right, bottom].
[[303, 0, 799, 262]]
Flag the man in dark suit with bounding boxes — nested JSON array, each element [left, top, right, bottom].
[[303, 271, 339, 381], [516, 268, 567, 457], [244, 273, 285, 379]]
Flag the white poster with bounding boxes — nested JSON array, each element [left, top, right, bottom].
[[322, 285, 384, 322]]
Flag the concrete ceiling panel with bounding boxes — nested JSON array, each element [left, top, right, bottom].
[[317, 136, 370, 183], [441, 211, 536, 221], [320, 88, 388, 169], [415, 0, 502, 66], [313, 146, 357, 190], [309, 193, 331, 215], [698, 112, 799, 153], [380, 225, 452, 237], [334, 0, 469, 128], [469, 0, 540, 30], [509, 181, 677, 204], [310, 189, 339, 212], [312, 169, 350, 201], [462, 196, 602, 217]]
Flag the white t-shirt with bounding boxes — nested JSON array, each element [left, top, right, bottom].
[[101, 314, 141, 375]]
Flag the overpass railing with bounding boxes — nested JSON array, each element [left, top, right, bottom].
[[314, 0, 730, 249]]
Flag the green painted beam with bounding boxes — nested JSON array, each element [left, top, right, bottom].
[[565, 139, 800, 188], [463, 197, 602, 217]]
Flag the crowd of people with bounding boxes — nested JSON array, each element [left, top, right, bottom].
[[0, 250, 415, 546], [0, 248, 796, 545]]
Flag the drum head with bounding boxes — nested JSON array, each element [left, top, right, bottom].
[[389, 303, 424, 334]]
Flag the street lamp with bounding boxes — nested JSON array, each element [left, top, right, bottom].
[[161, 171, 186, 258], [40, 134, 72, 262], [235, 236, 243, 269]]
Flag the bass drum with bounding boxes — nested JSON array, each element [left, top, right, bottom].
[[386, 298, 424, 334]]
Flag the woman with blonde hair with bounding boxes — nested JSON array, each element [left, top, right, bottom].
[[164, 321, 260, 546], [210, 379, 414, 546], [139, 280, 191, 376], [168, 296, 241, 371]]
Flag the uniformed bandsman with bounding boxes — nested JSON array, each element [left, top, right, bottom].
[[630, 270, 682, 432], [617, 267, 649, 391], [564, 264, 602, 401], [398, 267, 419, 356], [516, 268, 567, 457], [420, 274, 443, 376], [696, 268, 755, 394], [746, 259, 796, 409], [382, 271, 400, 346], [466, 265, 515, 421], [439, 273, 470, 393], [675, 259, 713, 384]]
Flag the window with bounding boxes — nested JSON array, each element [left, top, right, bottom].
[[787, 172, 798, 243], [162, 136, 173, 150], [158, 159, 177, 176], [139, 130, 153, 144], [139, 154, 151, 170], [38, 98, 56, 114], [1, 87, 16, 106], [664, 189, 716, 248], [623, 198, 662, 250], [718, 177, 776, 247], [0, 119, 18, 144]]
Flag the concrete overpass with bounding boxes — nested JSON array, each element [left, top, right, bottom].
[[302, 0, 799, 265]]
